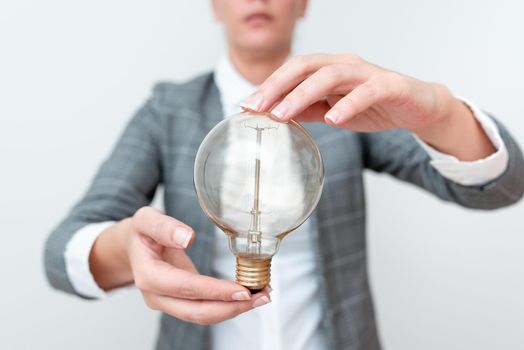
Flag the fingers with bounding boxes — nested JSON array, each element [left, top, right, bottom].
[[130, 208, 255, 302], [292, 95, 345, 122], [132, 207, 194, 249], [289, 100, 330, 123], [134, 255, 253, 301], [325, 94, 344, 107], [163, 247, 199, 274], [325, 73, 399, 127], [269, 63, 373, 122], [241, 54, 361, 113], [144, 290, 271, 325]]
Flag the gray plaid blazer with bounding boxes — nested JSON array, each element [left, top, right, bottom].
[[44, 72, 524, 350]]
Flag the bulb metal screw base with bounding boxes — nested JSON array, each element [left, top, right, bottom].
[[235, 256, 271, 293]]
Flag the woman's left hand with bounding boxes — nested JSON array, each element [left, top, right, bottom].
[[241, 53, 456, 133]]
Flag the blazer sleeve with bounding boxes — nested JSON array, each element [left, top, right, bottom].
[[44, 91, 163, 298], [360, 116, 524, 210]]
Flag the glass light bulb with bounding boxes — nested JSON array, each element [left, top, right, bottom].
[[194, 111, 324, 292]]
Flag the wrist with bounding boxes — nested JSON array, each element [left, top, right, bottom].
[[89, 219, 134, 290], [412, 83, 459, 142], [412, 84, 496, 161]]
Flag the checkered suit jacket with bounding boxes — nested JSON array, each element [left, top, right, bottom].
[[44, 72, 524, 350]]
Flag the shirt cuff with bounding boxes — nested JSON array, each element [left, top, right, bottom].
[[64, 221, 132, 299], [414, 97, 509, 186]]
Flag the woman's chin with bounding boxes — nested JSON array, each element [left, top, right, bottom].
[[237, 36, 288, 56]]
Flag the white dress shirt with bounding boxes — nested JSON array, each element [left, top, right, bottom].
[[64, 54, 509, 350]]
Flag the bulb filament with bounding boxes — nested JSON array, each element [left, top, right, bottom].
[[243, 121, 277, 255]]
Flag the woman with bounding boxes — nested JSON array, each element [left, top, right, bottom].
[[45, 1, 524, 349]]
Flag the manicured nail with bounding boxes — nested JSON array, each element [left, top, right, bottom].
[[241, 93, 264, 111], [252, 295, 271, 308], [325, 109, 340, 124], [265, 285, 273, 293], [232, 291, 251, 301], [271, 100, 290, 120], [172, 227, 192, 248]]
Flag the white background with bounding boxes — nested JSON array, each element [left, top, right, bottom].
[[1, 1, 523, 349]]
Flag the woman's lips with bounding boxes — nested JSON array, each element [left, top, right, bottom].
[[245, 13, 273, 25]]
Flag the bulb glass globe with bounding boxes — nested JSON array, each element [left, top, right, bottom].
[[194, 111, 324, 292]]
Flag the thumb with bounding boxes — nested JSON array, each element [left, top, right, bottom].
[[132, 207, 195, 249]]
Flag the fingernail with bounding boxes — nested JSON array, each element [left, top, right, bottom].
[[271, 100, 290, 120], [172, 227, 192, 248], [241, 92, 264, 111], [232, 291, 251, 301], [265, 285, 273, 293], [325, 109, 340, 124], [252, 295, 271, 308]]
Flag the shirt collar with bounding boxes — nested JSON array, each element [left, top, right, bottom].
[[214, 53, 258, 117]]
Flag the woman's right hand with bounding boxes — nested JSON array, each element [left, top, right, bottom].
[[90, 206, 271, 325]]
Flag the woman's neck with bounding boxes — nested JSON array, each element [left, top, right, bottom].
[[228, 45, 290, 85]]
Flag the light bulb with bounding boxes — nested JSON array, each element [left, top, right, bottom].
[[194, 111, 324, 292]]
